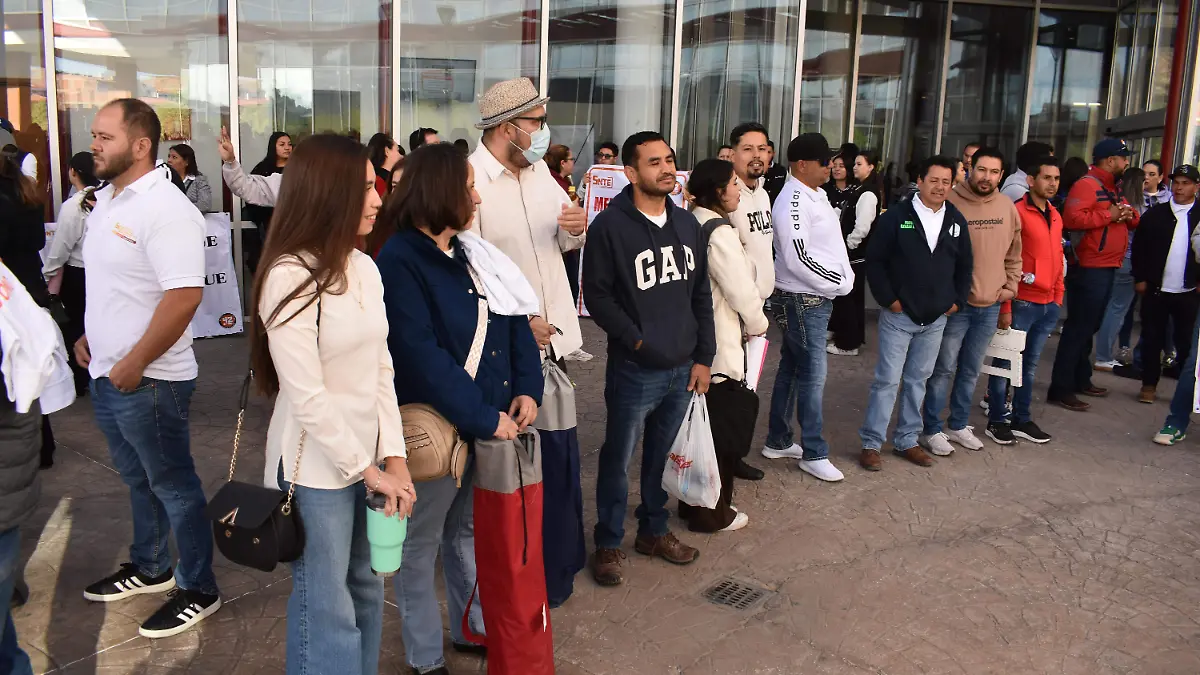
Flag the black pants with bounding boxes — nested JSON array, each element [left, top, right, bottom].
[[1139, 290, 1200, 387], [563, 250, 581, 304], [829, 260, 866, 350], [1049, 266, 1114, 399], [59, 264, 88, 395]]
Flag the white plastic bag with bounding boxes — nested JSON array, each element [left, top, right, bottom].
[[662, 393, 722, 509]]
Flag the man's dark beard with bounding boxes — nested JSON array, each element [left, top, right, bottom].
[[639, 178, 674, 198], [96, 147, 135, 181], [746, 165, 766, 180]]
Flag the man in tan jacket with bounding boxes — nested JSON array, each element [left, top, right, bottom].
[[919, 146, 1022, 456]]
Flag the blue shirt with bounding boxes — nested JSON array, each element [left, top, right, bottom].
[[376, 228, 543, 440]]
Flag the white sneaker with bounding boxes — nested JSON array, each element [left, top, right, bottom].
[[945, 426, 985, 451], [826, 344, 859, 356], [798, 458, 845, 482], [1093, 359, 1120, 372], [721, 511, 749, 531], [919, 432, 955, 457], [762, 443, 803, 460], [565, 349, 593, 362], [979, 398, 990, 415]]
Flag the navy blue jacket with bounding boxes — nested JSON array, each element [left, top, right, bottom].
[[376, 228, 543, 441], [582, 186, 716, 369], [866, 196, 974, 326]]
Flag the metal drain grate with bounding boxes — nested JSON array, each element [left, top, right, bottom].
[[702, 578, 771, 611]]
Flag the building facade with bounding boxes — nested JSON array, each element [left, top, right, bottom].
[[2, 0, 1198, 222]]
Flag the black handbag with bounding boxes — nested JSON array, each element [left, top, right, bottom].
[[204, 370, 306, 572]]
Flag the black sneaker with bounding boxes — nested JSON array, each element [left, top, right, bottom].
[[83, 563, 175, 603], [985, 422, 1016, 445], [139, 588, 222, 638], [1012, 420, 1051, 444]]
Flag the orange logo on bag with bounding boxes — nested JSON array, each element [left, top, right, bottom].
[[218, 313, 237, 328], [667, 452, 692, 471], [0, 275, 12, 308], [111, 223, 137, 244]]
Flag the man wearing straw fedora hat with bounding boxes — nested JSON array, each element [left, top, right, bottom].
[[468, 77, 589, 609]]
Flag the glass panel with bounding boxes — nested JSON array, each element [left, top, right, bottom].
[[941, 4, 1032, 163], [1149, 0, 1177, 110], [1125, 4, 1155, 114], [676, 0, 801, 167], [1108, 9, 1134, 116], [854, 0, 945, 191], [55, 0, 229, 213], [238, 1, 390, 162], [799, 0, 854, 144], [1189, 61, 1200, 164], [1027, 9, 1113, 162], [1, 0, 50, 213], [399, 0, 538, 152], [548, 0, 673, 180]]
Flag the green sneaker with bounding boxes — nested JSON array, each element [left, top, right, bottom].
[[1153, 425, 1186, 446]]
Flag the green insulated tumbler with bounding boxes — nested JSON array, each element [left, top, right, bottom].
[[366, 492, 408, 577]]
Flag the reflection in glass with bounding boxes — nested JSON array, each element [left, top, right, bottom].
[[55, 0, 228, 213], [1125, 4, 1155, 114], [1027, 10, 1112, 161], [1108, 9, 1134, 116], [1150, 0, 1178, 110], [548, 0, 673, 178], [941, 4, 1032, 162], [799, 0, 854, 144], [2, 0, 49, 205], [854, 0, 944, 193], [677, 0, 801, 167], [238, 1, 389, 164], [398, 0, 538, 152]]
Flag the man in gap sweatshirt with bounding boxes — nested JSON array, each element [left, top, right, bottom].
[[859, 156, 973, 471], [728, 122, 776, 301], [582, 131, 716, 587], [919, 146, 1022, 456]]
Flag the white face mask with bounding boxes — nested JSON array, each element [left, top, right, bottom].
[[509, 121, 551, 164]]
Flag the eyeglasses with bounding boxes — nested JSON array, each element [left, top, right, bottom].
[[513, 115, 548, 129], [597, 153, 616, 160], [567, 156, 576, 162]]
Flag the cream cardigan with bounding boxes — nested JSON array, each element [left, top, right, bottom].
[[695, 206, 770, 382]]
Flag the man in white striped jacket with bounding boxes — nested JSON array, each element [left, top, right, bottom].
[[761, 133, 854, 483]]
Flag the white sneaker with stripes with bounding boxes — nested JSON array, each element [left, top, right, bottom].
[[83, 562, 176, 603], [139, 588, 222, 639]]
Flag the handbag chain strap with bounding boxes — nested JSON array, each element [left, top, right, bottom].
[[229, 370, 306, 516]]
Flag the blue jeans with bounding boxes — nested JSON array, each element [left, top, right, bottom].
[[1166, 312, 1200, 432], [0, 528, 33, 675], [923, 303, 1001, 434], [279, 472, 383, 675], [594, 358, 693, 549], [1049, 266, 1114, 398], [766, 294, 833, 460], [395, 460, 483, 672], [1096, 258, 1135, 363], [90, 377, 217, 595], [987, 300, 1062, 424], [860, 311, 948, 450]]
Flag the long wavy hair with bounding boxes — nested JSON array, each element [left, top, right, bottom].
[[249, 134, 369, 396]]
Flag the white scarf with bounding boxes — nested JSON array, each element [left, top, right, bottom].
[[456, 230, 541, 316]]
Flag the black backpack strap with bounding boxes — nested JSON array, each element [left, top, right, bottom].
[[701, 216, 731, 244]]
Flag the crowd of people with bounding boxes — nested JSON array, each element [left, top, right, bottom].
[[3, 73, 1200, 675]]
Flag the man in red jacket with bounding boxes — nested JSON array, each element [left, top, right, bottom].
[[985, 157, 1064, 444], [1048, 139, 1139, 411]]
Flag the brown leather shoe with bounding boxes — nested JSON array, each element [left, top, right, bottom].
[[893, 445, 934, 467], [591, 548, 626, 586], [1050, 393, 1090, 411], [634, 532, 699, 565], [859, 448, 882, 471], [1080, 386, 1109, 397], [1139, 385, 1156, 404]]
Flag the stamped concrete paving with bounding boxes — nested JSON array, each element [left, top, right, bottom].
[[13, 318, 1200, 674]]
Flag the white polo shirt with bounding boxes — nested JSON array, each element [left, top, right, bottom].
[[82, 169, 206, 380]]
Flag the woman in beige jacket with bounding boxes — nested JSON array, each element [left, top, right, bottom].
[[679, 158, 770, 533]]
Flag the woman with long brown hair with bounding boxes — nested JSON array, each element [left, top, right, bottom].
[[374, 142, 543, 675], [249, 133, 416, 675]]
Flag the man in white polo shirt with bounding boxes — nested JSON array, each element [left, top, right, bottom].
[[74, 98, 220, 638]]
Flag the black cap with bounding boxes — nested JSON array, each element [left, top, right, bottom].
[[1170, 165, 1200, 182], [787, 133, 832, 163], [1092, 138, 1132, 161]]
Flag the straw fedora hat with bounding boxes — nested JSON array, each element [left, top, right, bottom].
[[475, 78, 550, 130]]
